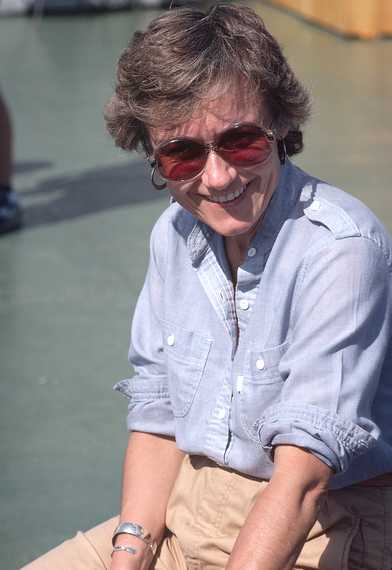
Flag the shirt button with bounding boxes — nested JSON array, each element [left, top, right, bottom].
[[216, 408, 225, 419], [248, 247, 257, 257], [310, 199, 321, 211], [256, 358, 265, 370], [239, 299, 249, 311], [236, 375, 244, 392], [167, 334, 175, 346]]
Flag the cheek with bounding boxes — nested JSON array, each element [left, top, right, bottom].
[[255, 154, 281, 188], [241, 146, 281, 181], [168, 182, 186, 199], [168, 184, 200, 211]]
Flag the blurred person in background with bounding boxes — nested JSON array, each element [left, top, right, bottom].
[[0, 91, 22, 234], [23, 4, 392, 569]]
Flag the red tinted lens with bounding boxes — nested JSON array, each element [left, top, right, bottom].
[[218, 125, 272, 166], [156, 139, 207, 181]]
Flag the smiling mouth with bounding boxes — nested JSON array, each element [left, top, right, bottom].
[[206, 183, 250, 205]]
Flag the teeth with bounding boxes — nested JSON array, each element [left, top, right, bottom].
[[210, 185, 246, 203]]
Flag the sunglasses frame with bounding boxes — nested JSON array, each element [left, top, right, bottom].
[[150, 122, 276, 183]]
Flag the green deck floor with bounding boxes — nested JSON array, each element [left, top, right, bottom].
[[0, 2, 391, 567]]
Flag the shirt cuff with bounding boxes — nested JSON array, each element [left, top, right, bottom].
[[255, 403, 378, 473], [114, 376, 174, 436]]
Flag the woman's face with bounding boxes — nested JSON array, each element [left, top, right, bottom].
[[150, 87, 282, 241]]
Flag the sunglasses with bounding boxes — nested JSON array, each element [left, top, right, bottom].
[[151, 122, 275, 183]]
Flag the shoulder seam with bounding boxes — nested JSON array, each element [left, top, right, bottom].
[[304, 196, 361, 239], [360, 235, 392, 272]]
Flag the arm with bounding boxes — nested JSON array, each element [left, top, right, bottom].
[[111, 431, 184, 570], [229, 236, 389, 568], [227, 445, 332, 570], [112, 218, 182, 569]]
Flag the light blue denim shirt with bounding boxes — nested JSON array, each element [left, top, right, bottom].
[[115, 161, 392, 489]]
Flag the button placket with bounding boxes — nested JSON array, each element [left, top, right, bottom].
[[239, 299, 249, 311], [167, 334, 175, 346]]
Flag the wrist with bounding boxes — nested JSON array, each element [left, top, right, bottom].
[[111, 525, 157, 570], [113, 535, 152, 556], [110, 543, 148, 570], [113, 521, 158, 557]]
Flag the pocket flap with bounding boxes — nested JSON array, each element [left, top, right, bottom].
[[247, 340, 289, 383]]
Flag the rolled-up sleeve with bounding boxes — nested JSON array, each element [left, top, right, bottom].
[[113, 220, 174, 436], [257, 236, 391, 472]]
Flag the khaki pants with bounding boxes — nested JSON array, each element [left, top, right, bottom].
[[22, 455, 392, 570]]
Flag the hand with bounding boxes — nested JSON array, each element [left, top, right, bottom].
[[110, 553, 139, 570], [110, 551, 142, 570]]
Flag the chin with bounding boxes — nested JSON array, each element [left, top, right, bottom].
[[211, 221, 255, 238]]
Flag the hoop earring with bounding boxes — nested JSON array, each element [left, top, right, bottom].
[[277, 139, 286, 165], [150, 165, 167, 191]]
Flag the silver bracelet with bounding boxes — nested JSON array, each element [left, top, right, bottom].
[[112, 521, 157, 556], [111, 544, 138, 557]]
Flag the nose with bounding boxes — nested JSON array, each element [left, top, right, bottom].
[[201, 150, 237, 191]]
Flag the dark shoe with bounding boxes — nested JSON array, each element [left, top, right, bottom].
[[0, 190, 23, 234]]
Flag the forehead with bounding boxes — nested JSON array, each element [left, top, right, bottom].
[[150, 86, 266, 145]]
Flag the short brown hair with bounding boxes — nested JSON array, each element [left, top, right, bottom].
[[105, 3, 311, 156]]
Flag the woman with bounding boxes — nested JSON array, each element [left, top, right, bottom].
[[24, 4, 392, 569]]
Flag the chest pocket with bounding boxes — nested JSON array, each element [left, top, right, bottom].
[[162, 321, 212, 418], [238, 341, 289, 441]]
